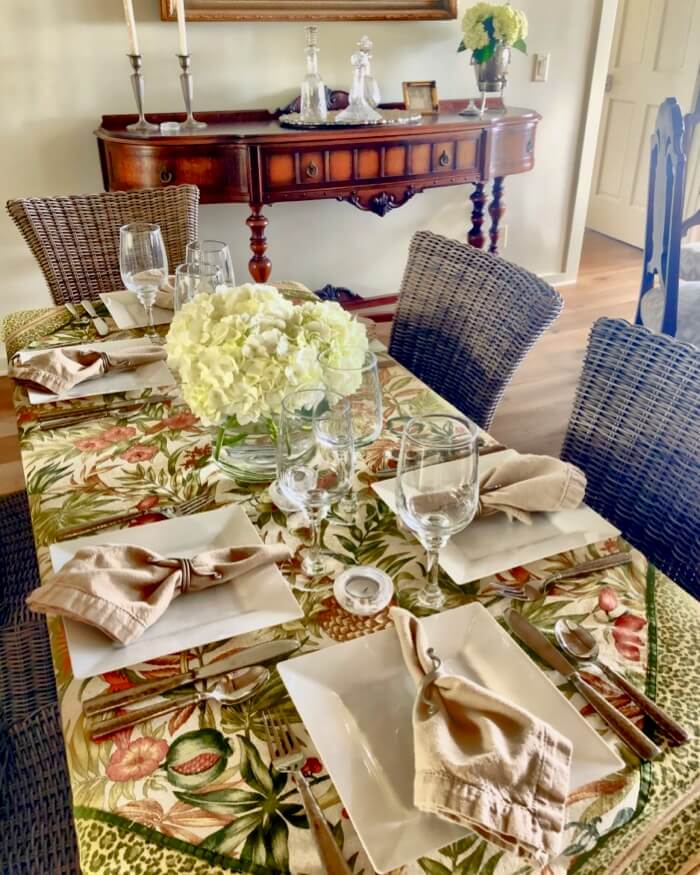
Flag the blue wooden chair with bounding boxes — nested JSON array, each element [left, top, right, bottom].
[[561, 318, 700, 599], [636, 97, 700, 344]]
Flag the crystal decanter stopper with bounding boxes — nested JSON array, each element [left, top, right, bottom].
[[358, 35, 381, 108], [336, 49, 382, 124], [299, 25, 328, 124]]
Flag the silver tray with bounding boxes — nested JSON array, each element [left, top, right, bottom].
[[278, 109, 422, 129]]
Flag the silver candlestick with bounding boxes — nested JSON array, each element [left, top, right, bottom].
[[126, 54, 158, 134], [176, 54, 207, 131]]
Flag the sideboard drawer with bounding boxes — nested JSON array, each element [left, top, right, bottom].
[[102, 143, 249, 202]]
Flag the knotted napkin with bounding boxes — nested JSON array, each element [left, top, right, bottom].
[[479, 454, 586, 524], [391, 606, 572, 867], [27, 543, 290, 645], [11, 346, 167, 395]]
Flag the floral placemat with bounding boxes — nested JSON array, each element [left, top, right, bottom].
[[6, 302, 699, 875]]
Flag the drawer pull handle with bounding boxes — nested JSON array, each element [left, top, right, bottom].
[[160, 167, 174, 184], [305, 161, 319, 179], [438, 150, 450, 167]]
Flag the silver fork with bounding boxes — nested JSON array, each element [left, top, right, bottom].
[[263, 711, 352, 875], [491, 552, 633, 601], [55, 493, 211, 541]]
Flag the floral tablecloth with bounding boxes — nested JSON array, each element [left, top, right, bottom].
[[5, 296, 699, 875]]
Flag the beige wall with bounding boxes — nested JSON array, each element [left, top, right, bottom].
[[2, 1, 603, 328]]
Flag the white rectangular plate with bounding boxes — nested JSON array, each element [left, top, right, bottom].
[[49, 505, 302, 678], [372, 450, 619, 584], [100, 290, 172, 328], [279, 603, 623, 873], [20, 338, 176, 404]]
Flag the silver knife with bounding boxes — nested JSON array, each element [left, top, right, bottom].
[[64, 302, 84, 322], [505, 610, 662, 760], [82, 638, 301, 717], [80, 299, 110, 336]]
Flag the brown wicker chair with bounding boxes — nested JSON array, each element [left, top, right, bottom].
[[388, 230, 564, 430], [6, 185, 200, 305]]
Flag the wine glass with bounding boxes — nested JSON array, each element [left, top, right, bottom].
[[119, 223, 168, 343], [320, 349, 382, 448], [396, 414, 480, 610], [186, 240, 235, 285], [277, 387, 354, 587], [320, 349, 382, 513], [174, 262, 223, 310]]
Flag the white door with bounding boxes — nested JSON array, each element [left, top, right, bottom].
[[587, 0, 700, 247]]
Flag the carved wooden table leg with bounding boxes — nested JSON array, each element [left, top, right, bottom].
[[468, 182, 486, 249], [488, 176, 505, 254], [246, 203, 271, 282]]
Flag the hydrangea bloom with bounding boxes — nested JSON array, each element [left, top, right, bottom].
[[165, 284, 368, 426], [460, 2, 527, 53]]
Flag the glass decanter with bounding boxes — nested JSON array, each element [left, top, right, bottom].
[[358, 35, 381, 108], [299, 25, 328, 124], [336, 50, 382, 124]]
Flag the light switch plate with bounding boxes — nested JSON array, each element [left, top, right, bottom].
[[533, 53, 550, 82]]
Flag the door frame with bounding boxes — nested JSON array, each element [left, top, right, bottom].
[[553, 0, 620, 285]]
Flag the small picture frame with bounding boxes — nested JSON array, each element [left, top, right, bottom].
[[402, 80, 439, 115]]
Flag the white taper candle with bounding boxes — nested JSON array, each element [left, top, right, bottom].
[[175, 0, 189, 56], [122, 0, 140, 56]]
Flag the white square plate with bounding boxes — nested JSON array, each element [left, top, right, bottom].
[[279, 603, 623, 873], [372, 450, 619, 584], [19, 338, 176, 404], [49, 505, 302, 678], [99, 290, 173, 328]]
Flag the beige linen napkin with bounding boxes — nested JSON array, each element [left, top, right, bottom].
[[391, 606, 572, 867], [27, 543, 290, 645], [479, 454, 586, 524], [11, 346, 166, 395], [153, 275, 175, 310]]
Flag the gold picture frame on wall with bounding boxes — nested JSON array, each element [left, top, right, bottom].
[[402, 80, 439, 115], [160, 1, 457, 21]]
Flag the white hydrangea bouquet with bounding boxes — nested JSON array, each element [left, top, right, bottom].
[[458, 2, 528, 61], [166, 283, 368, 479]]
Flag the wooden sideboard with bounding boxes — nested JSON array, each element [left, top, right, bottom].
[[95, 101, 540, 282]]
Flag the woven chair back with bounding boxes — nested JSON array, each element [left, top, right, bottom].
[[388, 230, 563, 429], [562, 318, 700, 598], [7, 185, 200, 305]]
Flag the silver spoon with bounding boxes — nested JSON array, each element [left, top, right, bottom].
[[554, 619, 690, 746], [88, 665, 270, 741]]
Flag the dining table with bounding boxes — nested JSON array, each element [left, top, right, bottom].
[[3, 288, 699, 875]]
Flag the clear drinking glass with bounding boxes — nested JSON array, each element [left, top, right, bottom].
[[186, 240, 235, 285], [396, 414, 480, 610], [277, 388, 354, 586], [174, 262, 223, 310], [119, 223, 168, 343], [319, 350, 382, 448]]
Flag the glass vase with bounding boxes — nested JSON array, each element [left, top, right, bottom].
[[212, 419, 279, 483]]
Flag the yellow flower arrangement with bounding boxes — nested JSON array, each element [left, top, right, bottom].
[[458, 2, 528, 62]]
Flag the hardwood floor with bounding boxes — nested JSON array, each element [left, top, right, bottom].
[[0, 230, 642, 495]]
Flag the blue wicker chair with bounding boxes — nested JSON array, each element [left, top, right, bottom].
[[388, 230, 563, 429], [561, 318, 700, 598]]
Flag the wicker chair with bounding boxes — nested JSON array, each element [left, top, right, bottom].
[[561, 318, 700, 598], [1, 704, 80, 874], [388, 230, 563, 429], [6, 185, 200, 305], [0, 490, 41, 627]]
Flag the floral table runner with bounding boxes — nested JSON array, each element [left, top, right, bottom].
[[5, 297, 699, 875]]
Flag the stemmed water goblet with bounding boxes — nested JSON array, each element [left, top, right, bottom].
[[186, 239, 235, 286], [277, 387, 354, 588], [119, 223, 168, 343], [174, 262, 223, 310], [320, 349, 382, 513], [396, 414, 480, 610]]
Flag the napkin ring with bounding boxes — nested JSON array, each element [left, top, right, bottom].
[[153, 558, 221, 593], [419, 648, 442, 716]]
